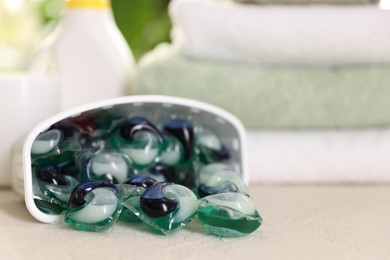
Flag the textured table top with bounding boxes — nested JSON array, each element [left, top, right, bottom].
[[0, 185, 389, 259]]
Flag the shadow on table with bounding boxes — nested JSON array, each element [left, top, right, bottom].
[[0, 192, 38, 223], [1, 201, 38, 223]]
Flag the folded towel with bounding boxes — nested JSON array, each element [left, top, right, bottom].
[[170, 0, 390, 65], [234, 0, 379, 5], [247, 129, 390, 183], [135, 44, 390, 129]]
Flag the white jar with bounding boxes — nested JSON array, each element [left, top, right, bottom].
[[31, 0, 136, 110]]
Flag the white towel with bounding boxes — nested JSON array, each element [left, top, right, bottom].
[[170, 0, 390, 65], [247, 129, 390, 183]]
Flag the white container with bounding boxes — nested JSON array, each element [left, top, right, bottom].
[[13, 95, 248, 223], [30, 0, 135, 110]]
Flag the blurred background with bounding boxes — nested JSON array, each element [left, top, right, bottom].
[[1, 0, 389, 73], [1, 0, 390, 183], [0, 0, 171, 73]]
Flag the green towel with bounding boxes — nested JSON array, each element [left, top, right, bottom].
[[135, 44, 390, 129]]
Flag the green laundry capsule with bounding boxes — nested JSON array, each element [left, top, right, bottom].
[[123, 182, 198, 234], [65, 182, 122, 232], [197, 192, 262, 237]]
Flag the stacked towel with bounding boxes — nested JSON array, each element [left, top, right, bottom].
[[247, 129, 390, 183], [136, 44, 390, 129], [135, 0, 390, 182], [170, 1, 390, 65]]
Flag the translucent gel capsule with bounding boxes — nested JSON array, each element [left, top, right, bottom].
[[173, 164, 196, 189], [123, 182, 198, 234], [197, 163, 248, 197], [34, 164, 79, 209], [45, 175, 79, 203], [112, 117, 163, 168], [49, 119, 75, 140], [32, 141, 81, 167], [60, 160, 81, 180], [73, 149, 97, 183], [31, 129, 62, 155], [125, 175, 157, 187], [94, 109, 127, 135], [195, 128, 229, 163], [148, 163, 175, 182], [80, 136, 106, 152], [134, 164, 176, 184], [197, 163, 233, 185], [197, 193, 262, 237], [65, 182, 122, 232], [159, 136, 184, 166], [89, 152, 129, 184], [162, 119, 194, 164], [121, 131, 159, 166], [34, 199, 66, 215], [119, 176, 157, 222]]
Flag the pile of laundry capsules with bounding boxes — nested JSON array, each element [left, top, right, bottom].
[[31, 110, 262, 237]]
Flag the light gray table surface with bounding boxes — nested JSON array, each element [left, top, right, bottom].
[[0, 185, 389, 259]]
